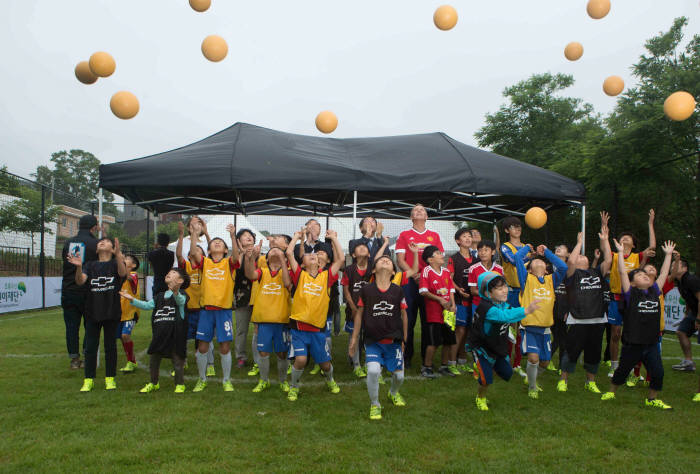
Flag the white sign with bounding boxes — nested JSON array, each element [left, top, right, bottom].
[[664, 287, 686, 332], [145, 276, 154, 300], [0, 276, 64, 313]]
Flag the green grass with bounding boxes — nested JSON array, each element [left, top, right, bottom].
[[1, 308, 699, 473]]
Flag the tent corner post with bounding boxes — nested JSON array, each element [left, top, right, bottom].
[[352, 190, 357, 240], [581, 203, 586, 256]]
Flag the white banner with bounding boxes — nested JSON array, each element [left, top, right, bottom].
[[664, 287, 686, 332], [0, 276, 64, 314], [45, 277, 63, 307]]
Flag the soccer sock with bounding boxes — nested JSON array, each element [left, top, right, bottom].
[[611, 360, 619, 371], [390, 370, 404, 396], [195, 351, 208, 381], [277, 357, 289, 383], [324, 364, 334, 382], [457, 358, 467, 366], [251, 332, 260, 366], [350, 343, 361, 368], [221, 352, 232, 382], [326, 336, 332, 353], [527, 362, 539, 391], [366, 362, 381, 406], [448, 360, 457, 366], [207, 342, 215, 366], [122, 340, 135, 363], [291, 366, 304, 388], [258, 354, 270, 382]]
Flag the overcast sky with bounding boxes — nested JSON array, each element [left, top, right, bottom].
[[1, 0, 697, 182]]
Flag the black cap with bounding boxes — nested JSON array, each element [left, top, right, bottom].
[[421, 245, 440, 264], [79, 215, 98, 230]]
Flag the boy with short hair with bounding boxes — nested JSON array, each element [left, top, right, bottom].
[[121, 268, 190, 393], [342, 240, 374, 377], [515, 242, 568, 399], [118, 254, 140, 373], [601, 240, 675, 409], [467, 272, 541, 411], [448, 228, 477, 374], [67, 237, 128, 392], [607, 209, 656, 377], [188, 221, 240, 392], [349, 254, 409, 420], [233, 227, 257, 370], [285, 228, 344, 401], [419, 245, 457, 378]]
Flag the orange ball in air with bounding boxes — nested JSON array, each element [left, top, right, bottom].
[[564, 42, 584, 61], [587, 0, 611, 20], [315, 111, 338, 134], [75, 61, 98, 84], [525, 207, 548, 230], [89, 51, 116, 77], [433, 5, 458, 31], [603, 76, 624, 96], [110, 91, 139, 120], [663, 91, 696, 122], [189, 0, 211, 12], [201, 35, 228, 62]]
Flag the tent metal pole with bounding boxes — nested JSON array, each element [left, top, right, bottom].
[[352, 190, 357, 240], [581, 204, 586, 256], [98, 188, 103, 238]]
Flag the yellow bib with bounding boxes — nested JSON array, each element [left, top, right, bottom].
[[249, 255, 267, 306], [120, 272, 139, 321], [200, 257, 235, 309], [502, 242, 521, 288], [290, 270, 331, 329], [183, 260, 203, 310], [520, 273, 555, 327], [659, 293, 665, 332], [252, 268, 290, 323], [392, 272, 405, 286], [609, 252, 640, 294]]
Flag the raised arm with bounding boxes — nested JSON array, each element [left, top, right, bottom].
[[199, 217, 211, 245], [514, 245, 530, 292], [656, 241, 676, 289], [243, 248, 259, 281], [188, 222, 203, 266], [613, 239, 631, 293], [647, 208, 656, 252], [286, 229, 302, 274], [114, 238, 127, 278], [567, 232, 583, 278], [599, 216, 613, 277], [404, 242, 420, 279], [67, 254, 87, 285], [225, 224, 240, 262], [543, 246, 567, 287], [326, 229, 345, 276], [375, 236, 390, 259], [176, 221, 185, 263]]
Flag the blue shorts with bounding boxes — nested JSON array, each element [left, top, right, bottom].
[[344, 320, 354, 334], [474, 351, 512, 386], [289, 328, 331, 363], [520, 328, 552, 361], [196, 309, 233, 343], [116, 320, 135, 338], [257, 323, 290, 354], [507, 289, 521, 308], [456, 305, 472, 328], [365, 342, 404, 373], [607, 300, 623, 326], [186, 310, 200, 340], [323, 315, 332, 337]]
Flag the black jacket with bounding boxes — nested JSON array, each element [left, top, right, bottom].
[[61, 230, 99, 293]]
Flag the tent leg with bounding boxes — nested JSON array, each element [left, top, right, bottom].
[[352, 190, 357, 240], [581, 204, 586, 256], [98, 188, 103, 238]]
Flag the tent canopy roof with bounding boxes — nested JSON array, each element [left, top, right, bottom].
[[99, 122, 584, 223]]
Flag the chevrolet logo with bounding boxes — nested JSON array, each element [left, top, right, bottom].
[[303, 282, 323, 294], [580, 276, 601, 286], [533, 287, 551, 297], [206, 268, 226, 280], [353, 281, 367, 291], [638, 300, 659, 310], [373, 301, 394, 311], [154, 306, 176, 318], [91, 276, 114, 288]]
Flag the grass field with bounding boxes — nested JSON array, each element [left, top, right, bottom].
[[1, 307, 699, 473]]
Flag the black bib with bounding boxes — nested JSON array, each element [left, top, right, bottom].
[[84, 259, 122, 322], [148, 291, 188, 358], [450, 252, 475, 306], [622, 287, 661, 345], [554, 282, 569, 321], [359, 283, 404, 345], [468, 301, 510, 358], [566, 268, 605, 320], [344, 264, 372, 306]]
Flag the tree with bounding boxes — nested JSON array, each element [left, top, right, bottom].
[[0, 187, 60, 255], [33, 149, 116, 213], [0, 165, 22, 197]]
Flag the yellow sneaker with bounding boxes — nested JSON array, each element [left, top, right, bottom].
[[475, 396, 489, 411], [369, 405, 382, 420], [601, 391, 616, 401], [279, 381, 290, 393], [206, 365, 216, 377], [388, 391, 406, 407], [527, 389, 539, 399], [192, 380, 207, 392], [252, 380, 270, 393], [556, 379, 567, 392], [174, 384, 186, 394], [287, 387, 299, 401], [692, 392, 700, 402], [247, 364, 259, 377], [105, 377, 117, 390], [79, 378, 94, 392], [585, 381, 601, 394], [222, 381, 234, 392], [140, 382, 160, 393], [645, 398, 672, 410], [309, 364, 321, 375], [326, 379, 340, 394], [120, 361, 137, 373]]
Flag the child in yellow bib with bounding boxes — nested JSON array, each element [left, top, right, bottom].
[[118, 255, 140, 373], [284, 228, 345, 401], [515, 244, 568, 399]]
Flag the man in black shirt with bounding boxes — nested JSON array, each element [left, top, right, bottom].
[[671, 257, 700, 372], [148, 233, 175, 296], [60, 215, 99, 369]]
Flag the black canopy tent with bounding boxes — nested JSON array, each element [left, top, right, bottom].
[[99, 122, 585, 227]]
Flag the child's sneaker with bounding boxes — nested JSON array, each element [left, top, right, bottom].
[[79, 378, 94, 392], [287, 387, 299, 401], [120, 361, 137, 373], [193, 380, 207, 392], [353, 366, 367, 378], [206, 365, 216, 377], [527, 389, 539, 399], [309, 364, 321, 375], [438, 366, 456, 377], [514, 367, 527, 378], [279, 381, 290, 393], [625, 374, 638, 388], [174, 384, 186, 394], [369, 405, 382, 420], [421, 366, 438, 379], [601, 391, 616, 401], [645, 398, 672, 410], [70, 358, 82, 370], [546, 363, 558, 373], [222, 381, 234, 392], [287, 365, 292, 375], [326, 380, 340, 394], [585, 381, 601, 394], [252, 380, 270, 393], [105, 377, 117, 390], [388, 391, 406, 407], [692, 392, 700, 402], [475, 396, 489, 411], [140, 382, 160, 393], [447, 365, 461, 376], [556, 380, 567, 392], [247, 364, 259, 377]]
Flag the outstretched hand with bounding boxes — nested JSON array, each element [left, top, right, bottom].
[[612, 238, 623, 253], [661, 240, 676, 255], [119, 290, 134, 301]]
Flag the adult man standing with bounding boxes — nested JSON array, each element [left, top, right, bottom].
[[61, 215, 99, 369], [147, 233, 175, 296], [293, 218, 333, 264], [348, 216, 390, 262], [671, 256, 700, 372], [396, 204, 444, 369]]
